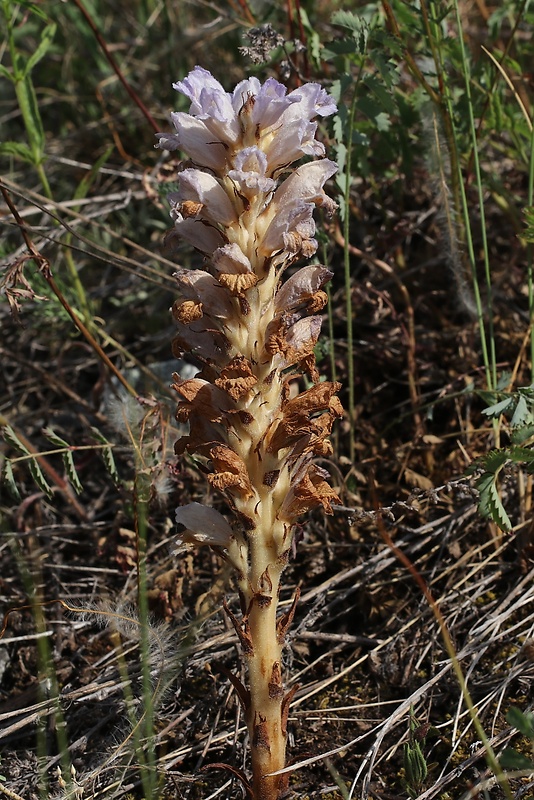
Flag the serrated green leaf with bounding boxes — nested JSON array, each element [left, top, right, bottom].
[[364, 74, 397, 115], [371, 52, 400, 89], [482, 396, 514, 417], [331, 11, 369, 53], [329, 75, 352, 106], [357, 93, 390, 129], [511, 423, 534, 445], [500, 747, 534, 770], [43, 427, 70, 448], [2, 424, 31, 455], [507, 707, 534, 738], [90, 427, 120, 484], [511, 395, 532, 428], [102, 447, 120, 485], [477, 471, 511, 531], [374, 112, 391, 132], [2, 460, 21, 501], [478, 449, 511, 472], [62, 450, 83, 495], [508, 446, 534, 465], [27, 457, 53, 498], [477, 389, 498, 405], [322, 39, 363, 59]]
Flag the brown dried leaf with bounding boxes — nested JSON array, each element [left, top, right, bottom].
[[215, 356, 258, 400], [172, 299, 203, 324], [283, 464, 340, 518], [265, 316, 323, 371], [172, 377, 234, 423], [181, 199, 204, 218], [274, 265, 333, 315], [267, 381, 342, 454], [218, 272, 258, 296], [208, 444, 254, 499]]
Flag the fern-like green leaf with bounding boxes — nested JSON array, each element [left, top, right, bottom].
[[481, 396, 514, 418], [2, 424, 31, 455], [26, 458, 53, 499], [331, 11, 369, 53], [508, 446, 534, 465], [466, 448, 510, 475], [90, 427, 120, 485], [43, 427, 69, 448], [511, 423, 534, 445], [63, 451, 83, 494], [476, 471, 511, 531], [510, 394, 532, 428], [2, 460, 21, 501]]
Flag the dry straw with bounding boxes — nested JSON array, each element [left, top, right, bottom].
[[157, 66, 341, 800]]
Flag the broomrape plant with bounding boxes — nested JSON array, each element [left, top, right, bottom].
[[157, 66, 342, 800]]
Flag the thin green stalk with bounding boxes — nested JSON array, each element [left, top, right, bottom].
[[343, 92, 358, 465], [8, 538, 74, 800], [2, 2, 94, 321], [451, 0, 496, 391], [321, 242, 337, 385], [135, 472, 157, 799], [528, 119, 534, 381], [418, 0, 493, 390]]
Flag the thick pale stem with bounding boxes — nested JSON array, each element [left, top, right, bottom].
[[231, 366, 293, 799], [245, 567, 286, 800]]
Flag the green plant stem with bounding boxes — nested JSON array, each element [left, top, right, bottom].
[[8, 537, 74, 800], [452, 0, 496, 391], [343, 91, 357, 465], [528, 117, 534, 381], [321, 241, 337, 385], [134, 469, 157, 799]]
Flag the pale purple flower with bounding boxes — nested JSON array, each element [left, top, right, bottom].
[[227, 147, 276, 195], [172, 169, 238, 227], [167, 214, 226, 254], [157, 113, 228, 170], [175, 502, 234, 547], [259, 201, 317, 258], [211, 243, 253, 274], [173, 269, 235, 318], [173, 67, 241, 143], [232, 76, 292, 127], [272, 160, 339, 210], [263, 120, 324, 174], [157, 66, 337, 174]]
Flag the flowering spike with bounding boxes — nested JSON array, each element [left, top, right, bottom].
[[159, 67, 341, 800]]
